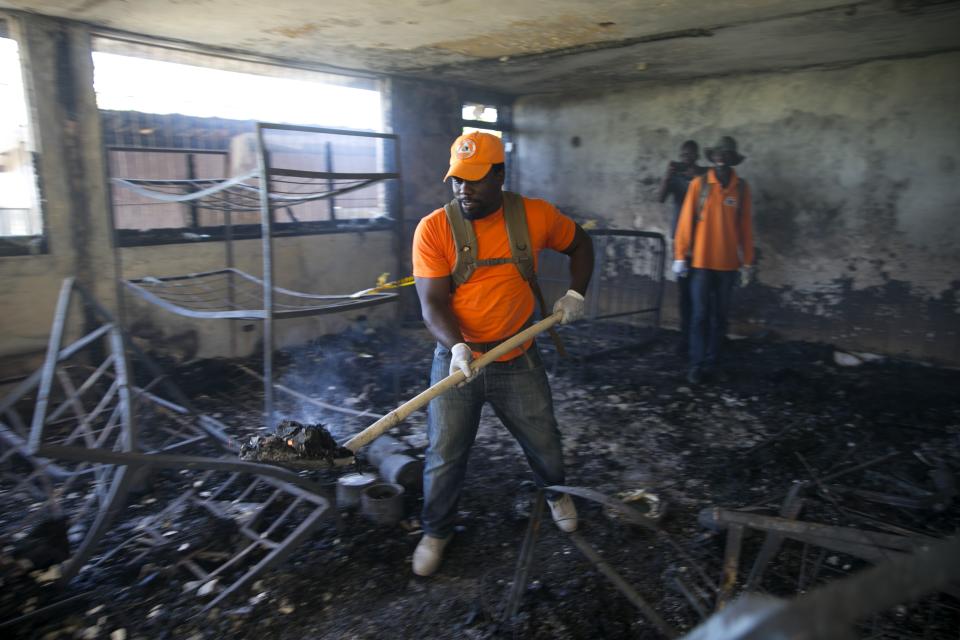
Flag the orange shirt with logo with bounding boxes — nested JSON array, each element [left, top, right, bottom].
[[412, 197, 576, 360], [674, 168, 754, 271]]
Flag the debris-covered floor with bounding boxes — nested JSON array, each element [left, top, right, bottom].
[[2, 326, 959, 639]]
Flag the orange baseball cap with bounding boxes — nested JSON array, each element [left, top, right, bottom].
[[443, 131, 505, 181]]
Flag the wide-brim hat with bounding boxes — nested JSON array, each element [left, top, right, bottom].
[[705, 136, 745, 166], [443, 131, 505, 181]]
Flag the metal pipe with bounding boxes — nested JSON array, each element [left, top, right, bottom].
[[698, 508, 928, 552], [717, 524, 744, 610], [505, 490, 546, 621], [745, 486, 806, 590], [35, 444, 328, 497], [255, 123, 274, 430], [671, 575, 708, 620], [568, 531, 678, 638], [223, 151, 237, 358], [28, 278, 74, 453]]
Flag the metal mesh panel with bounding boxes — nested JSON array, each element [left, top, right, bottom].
[[537, 230, 666, 364], [261, 126, 397, 221], [108, 147, 230, 230]]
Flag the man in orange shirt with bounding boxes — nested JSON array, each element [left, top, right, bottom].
[[411, 131, 594, 576], [673, 136, 755, 385]]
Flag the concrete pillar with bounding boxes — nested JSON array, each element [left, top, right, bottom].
[[0, 14, 117, 377]]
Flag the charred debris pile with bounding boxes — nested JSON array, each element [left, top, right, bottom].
[[1, 326, 958, 639]]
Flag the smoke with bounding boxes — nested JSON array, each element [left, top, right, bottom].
[[271, 327, 392, 441]]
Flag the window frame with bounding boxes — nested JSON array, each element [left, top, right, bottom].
[[94, 39, 394, 248], [0, 15, 48, 257], [459, 97, 514, 190]]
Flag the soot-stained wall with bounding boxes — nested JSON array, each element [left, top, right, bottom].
[[386, 77, 463, 318], [513, 52, 960, 365], [388, 78, 463, 225]]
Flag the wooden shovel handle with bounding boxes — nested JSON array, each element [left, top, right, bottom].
[[343, 311, 563, 453]]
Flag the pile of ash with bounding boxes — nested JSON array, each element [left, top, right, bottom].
[[240, 419, 353, 465]]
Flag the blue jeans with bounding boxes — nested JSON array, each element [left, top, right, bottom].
[[678, 274, 693, 348], [689, 268, 738, 371], [421, 344, 565, 538]]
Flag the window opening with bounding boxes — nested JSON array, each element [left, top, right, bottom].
[[461, 103, 498, 124], [0, 19, 44, 251], [93, 39, 389, 244], [94, 51, 382, 129]]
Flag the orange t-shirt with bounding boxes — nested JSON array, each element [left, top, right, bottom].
[[412, 197, 576, 360], [674, 168, 754, 270]]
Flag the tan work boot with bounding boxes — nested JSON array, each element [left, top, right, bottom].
[[412, 534, 452, 577], [548, 494, 578, 533]]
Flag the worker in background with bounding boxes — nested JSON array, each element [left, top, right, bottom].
[[657, 140, 707, 354], [411, 131, 594, 577], [672, 136, 754, 385]]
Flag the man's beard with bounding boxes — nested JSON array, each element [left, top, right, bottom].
[[459, 199, 497, 220]]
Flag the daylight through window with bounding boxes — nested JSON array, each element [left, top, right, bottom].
[[0, 28, 42, 240], [93, 40, 391, 242]]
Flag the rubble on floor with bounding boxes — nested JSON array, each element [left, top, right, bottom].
[[239, 419, 353, 465], [1, 325, 958, 639]]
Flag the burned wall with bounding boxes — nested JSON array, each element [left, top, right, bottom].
[[513, 51, 960, 365], [385, 76, 467, 319], [387, 78, 519, 321], [0, 14, 117, 378], [387, 77, 463, 227]]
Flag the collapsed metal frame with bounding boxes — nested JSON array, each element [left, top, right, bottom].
[[537, 230, 666, 367], [0, 279, 331, 618], [503, 485, 959, 640], [504, 485, 683, 638], [687, 512, 960, 640], [688, 538, 960, 639], [0, 279, 223, 583], [36, 446, 331, 611], [107, 123, 405, 428]]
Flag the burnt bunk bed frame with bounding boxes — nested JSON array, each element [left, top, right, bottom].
[[107, 122, 403, 426]]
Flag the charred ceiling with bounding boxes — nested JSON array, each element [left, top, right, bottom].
[[1, 0, 959, 93]]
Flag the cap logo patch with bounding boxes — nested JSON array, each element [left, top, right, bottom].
[[455, 139, 477, 160]]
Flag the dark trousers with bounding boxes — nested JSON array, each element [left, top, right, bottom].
[[677, 275, 693, 348], [688, 268, 738, 371], [421, 344, 565, 538]]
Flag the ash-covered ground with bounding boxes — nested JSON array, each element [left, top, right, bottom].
[[3, 326, 959, 639]]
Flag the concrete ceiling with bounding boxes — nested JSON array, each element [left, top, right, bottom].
[[3, 0, 960, 94]]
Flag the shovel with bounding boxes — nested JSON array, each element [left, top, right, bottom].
[[329, 311, 564, 466]]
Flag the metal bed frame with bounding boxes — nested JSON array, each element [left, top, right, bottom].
[[536, 229, 666, 368], [0, 279, 332, 610], [107, 123, 404, 426]]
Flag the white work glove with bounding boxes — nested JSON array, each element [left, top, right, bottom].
[[552, 289, 586, 324], [739, 265, 756, 287], [672, 260, 689, 277], [449, 343, 475, 381]]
